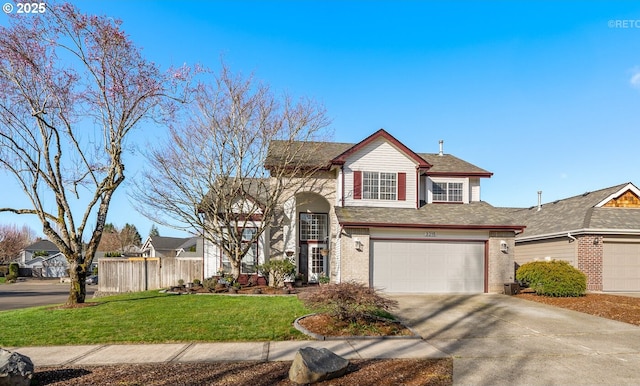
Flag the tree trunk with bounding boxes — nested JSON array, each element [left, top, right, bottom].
[[67, 259, 88, 304], [230, 259, 241, 282]]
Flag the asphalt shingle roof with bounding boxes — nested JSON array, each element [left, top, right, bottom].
[[24, 240, 58, 252], [266, 140, 489, 175], [149, 236, 193, 251], [508, 183, 640, 238], [419, 153, 492, 175], [336, 201, 524, 229]]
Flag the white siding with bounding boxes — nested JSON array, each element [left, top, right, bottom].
[[202, 221, 267, 279], [470, 177, 481, 202], [343, 138, 417, 208]]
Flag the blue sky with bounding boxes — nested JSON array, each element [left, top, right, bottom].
[[2, 1, 640, 238]]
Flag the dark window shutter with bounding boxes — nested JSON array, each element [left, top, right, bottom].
[[398, 172, 406, 201], [353, 171, 362, 199]]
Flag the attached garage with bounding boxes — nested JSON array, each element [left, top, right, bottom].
[[371, 239, 486, 293], [603, 240, 640, 291]]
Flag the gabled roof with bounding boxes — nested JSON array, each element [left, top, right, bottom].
[[24, 240, 58, 252], [510, 182, 640, 240], [330, 129, 431, 168], [336, 201, 525, 231], [177, 237, 198, 251], [143, 236, 193, 251], [266, 131, 489, 175]]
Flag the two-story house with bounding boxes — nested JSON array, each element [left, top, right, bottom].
[[204, 129, 525, 293]]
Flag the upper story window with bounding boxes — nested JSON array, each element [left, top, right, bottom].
[[363, 171, 397, 200], [300, 213, 328, 241], [433, 181, 463, 202]]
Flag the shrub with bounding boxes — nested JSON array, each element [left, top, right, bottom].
[[193, 278, 201, 286], [257, 259, 296, 288], [302, 281, 399, 322], [516, 260, 586, 297], [202, 277, 218, 291], [8, 263, 19, 278]]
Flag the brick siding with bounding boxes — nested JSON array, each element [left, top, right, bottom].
[[577, 235, 603, 291]]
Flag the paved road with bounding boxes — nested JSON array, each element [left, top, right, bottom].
[[391, 294, 640, 385], [0, 279, 96, 311]]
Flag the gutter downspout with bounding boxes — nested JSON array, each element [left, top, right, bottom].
[[567, 232, 577, 243]]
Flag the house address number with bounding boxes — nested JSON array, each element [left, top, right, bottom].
[[425, 232, 437, 237]]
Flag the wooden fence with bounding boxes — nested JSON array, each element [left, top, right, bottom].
[[98, 257, 203, 293]]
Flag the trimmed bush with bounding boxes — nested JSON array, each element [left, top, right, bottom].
[[257, 259, 295, 288], [516, 260, 586, 297], [301, 281, 398, 322]]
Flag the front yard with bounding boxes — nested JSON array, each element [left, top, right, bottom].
[[0, 291, 310, 346]]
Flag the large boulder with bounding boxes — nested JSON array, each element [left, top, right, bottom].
[[288, 347, 349, 384], [0, 348, 34, 386]]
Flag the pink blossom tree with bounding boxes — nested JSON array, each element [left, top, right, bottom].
[[0, 2, 187, 303]]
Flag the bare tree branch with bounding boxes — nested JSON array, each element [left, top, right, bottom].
[[0, 2, 187, 303], [133, 62, 332, 281]]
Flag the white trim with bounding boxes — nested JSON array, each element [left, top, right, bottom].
[[516, 228, 640, 243], [595, 183, 640, 207], [427, 177, 469, 204]]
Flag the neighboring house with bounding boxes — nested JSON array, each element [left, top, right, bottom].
[[141, 236, 201, 258], [204, 129, 526, 293], [24, 252, 69, 278], [511, 182, 640, 292], [16, 239, 60, 266]]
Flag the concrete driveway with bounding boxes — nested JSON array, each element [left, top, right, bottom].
[[0, 279, 96, 311], [391, 294, 640, 385]]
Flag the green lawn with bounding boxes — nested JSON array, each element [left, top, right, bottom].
[[0, 277, 5, 284], [0, 291, 312, 346]]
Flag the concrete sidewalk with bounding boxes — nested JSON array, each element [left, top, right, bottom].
[[6, 339, 448, 367]]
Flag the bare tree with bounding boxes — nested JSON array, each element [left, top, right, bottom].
[[98, 223, 142, 254], [133, 63, 332, 281], [0, 3, 185, 303], [97, 223, 121, 253], [0, 224, 36, 263]]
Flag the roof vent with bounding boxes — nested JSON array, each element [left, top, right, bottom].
[[439, 140, 444, 156], [537, 191, 542, 211]]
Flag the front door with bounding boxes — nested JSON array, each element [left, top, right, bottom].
[[306, 242, 327, 282]]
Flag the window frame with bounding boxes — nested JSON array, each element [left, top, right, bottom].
[[220, 227, 259, 274], [299, 213, 329, 242], [362, 171, 397, 200], [432, 181, 464, 203]]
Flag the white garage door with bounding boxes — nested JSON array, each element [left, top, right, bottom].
[[371, 240, 485, 293], [603, 242, 640, 291]]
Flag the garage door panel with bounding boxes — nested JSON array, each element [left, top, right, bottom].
[[603, 242, 640, 291], [371, 240, 484, 293]]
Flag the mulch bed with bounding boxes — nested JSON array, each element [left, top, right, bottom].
[[33, 359, 453, 386], [298, 313, 415, 337], [516, 293, 640, 326]]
